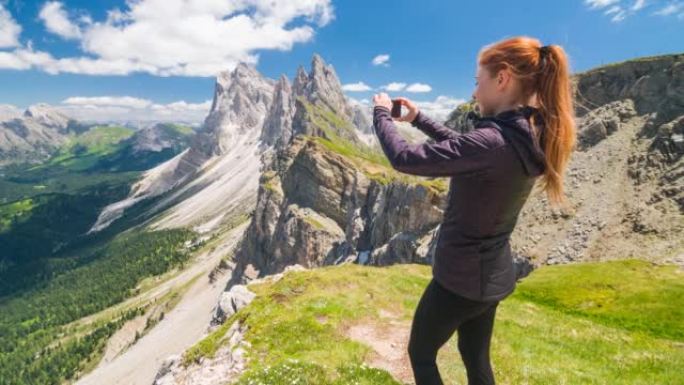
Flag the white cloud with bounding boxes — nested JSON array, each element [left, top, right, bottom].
[[342, 81, 372, 92], [382, 82, 406, 91], [414, 96, 467, 121], [631, 0, 647, 11], [584, 0, 620, 9], [0, 0, 334, 77], [586, 0, 684, 21], [63, 96, 153, 109], [0, 4, 21, 48], [653, 1, 684, 16], [405, 83, 432, 93], [604, 5, 627, 21], [56, 96, 212, 123], [372, 54, 390, 66], [39, 1, 82, 39]]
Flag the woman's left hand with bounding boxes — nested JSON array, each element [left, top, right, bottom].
[[372, 92, 392, 110]]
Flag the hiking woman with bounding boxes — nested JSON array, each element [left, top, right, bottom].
[[371, 35, 577, 385]]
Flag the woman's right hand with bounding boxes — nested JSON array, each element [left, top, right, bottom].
[[394, 97, 420, 123]]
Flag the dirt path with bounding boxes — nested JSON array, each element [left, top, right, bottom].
[[344, 309, 415, 384], [75, 221, 248, 385]]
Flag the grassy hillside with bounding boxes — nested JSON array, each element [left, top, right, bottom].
[[185, 259, 683, 385]]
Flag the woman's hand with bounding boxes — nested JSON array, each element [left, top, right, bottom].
[[372, 92, 392, 110], [393, 97, 419, 123], [373, 94, 420, 123]]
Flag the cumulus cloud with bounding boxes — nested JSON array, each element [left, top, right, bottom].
[[56, 96, 212, 123], [585, 0, 684, 22], [405, 83, 432, 93], [0, 4, 21, 48], [381, 82, 407, 92], [372, 54, 390, 66], [39, 1, 83, 39], [342, 81, 372, 91], [0, 0, 335, 77]]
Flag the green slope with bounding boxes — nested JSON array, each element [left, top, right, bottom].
[[185, 259, 683, 385]]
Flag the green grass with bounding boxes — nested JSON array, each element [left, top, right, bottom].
[[185, 259, 684, 385], [29, 125, 135, 172], [513, 258, 684, 341]]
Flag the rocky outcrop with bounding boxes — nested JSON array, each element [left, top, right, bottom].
[[228, 134, 449, 285], [211, 284, 256, 326], [152, 321, 249, 385], [574, 53, 683, 126], [576, 99, 637, 149], [152, 265, 305, 385]]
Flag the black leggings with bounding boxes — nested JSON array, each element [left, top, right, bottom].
[[408, 278, 500, 385]]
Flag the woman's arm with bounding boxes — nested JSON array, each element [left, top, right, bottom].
[[373, 106, 501, 177], [410, 111, 461, 141]]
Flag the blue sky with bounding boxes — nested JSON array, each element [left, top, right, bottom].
[[0, 0, 682, 122]]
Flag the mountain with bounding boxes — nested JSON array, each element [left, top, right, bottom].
[[86, 54, 375, 236], [0, 104, 90, 166]]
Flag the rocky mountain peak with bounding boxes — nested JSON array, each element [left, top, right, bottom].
[[200, 62, 276, 155], [292, 65, 309, 97], [260, 74, 294, 148], [307, 53, 352, 117], [289, 53, 362, 145]]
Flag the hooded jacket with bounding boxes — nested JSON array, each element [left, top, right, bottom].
[[372, 105, 546, 302]]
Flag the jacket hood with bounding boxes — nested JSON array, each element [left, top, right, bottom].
[[474, 106, 546, 177]]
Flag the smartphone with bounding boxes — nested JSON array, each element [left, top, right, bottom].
[[391, 99, 402, 118]]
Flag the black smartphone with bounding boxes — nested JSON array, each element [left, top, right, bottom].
[[391, 99, 402, 118]]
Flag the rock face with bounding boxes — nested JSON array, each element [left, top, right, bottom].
[[0, 104, 88, 166], [200, 63, 276, 156], [260, 75, 294, 148], [227, 133, 449, 286], [574, 54, 683, 126], [211, 284, 256, 325], [510, 53, 684, 266]]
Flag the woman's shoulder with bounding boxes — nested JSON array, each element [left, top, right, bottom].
[[457, 125, 507, 151]]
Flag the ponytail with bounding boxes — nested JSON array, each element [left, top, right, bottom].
[[478, 36, 577, 211], [533, 44, 577, 211]]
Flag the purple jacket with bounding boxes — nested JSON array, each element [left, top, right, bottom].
[[372, 105, 546, 302]]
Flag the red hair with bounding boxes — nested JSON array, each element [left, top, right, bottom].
[[478, 36, 577, 210]]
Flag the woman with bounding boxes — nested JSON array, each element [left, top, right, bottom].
[[372, 36, 577, 385]]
